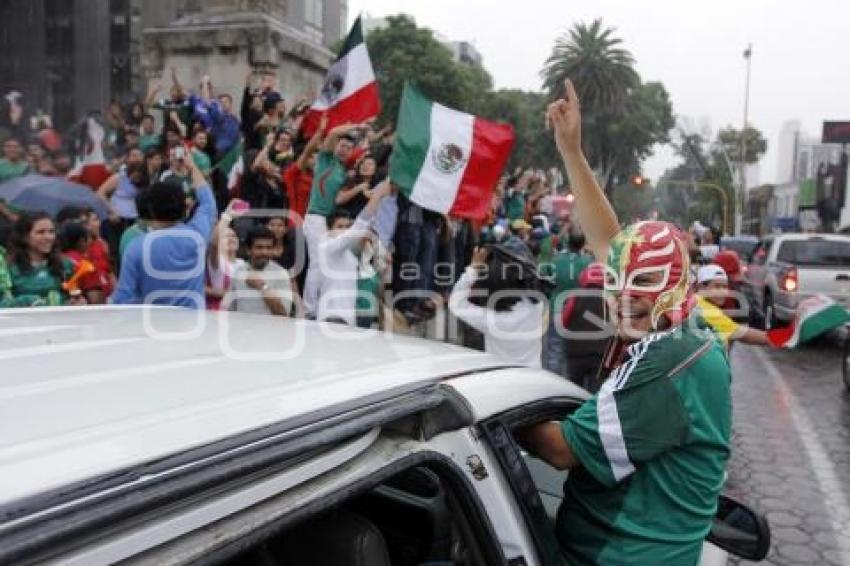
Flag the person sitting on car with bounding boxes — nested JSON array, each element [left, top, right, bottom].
[[519, 79, 732, 565]]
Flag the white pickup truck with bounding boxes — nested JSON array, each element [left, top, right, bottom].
[[743, 233, 850, 328]]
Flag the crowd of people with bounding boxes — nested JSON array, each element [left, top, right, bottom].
[[1, 52, 808, 563], [0, 67, 759, 390]]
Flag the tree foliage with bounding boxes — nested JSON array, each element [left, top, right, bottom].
[[716, 126, 768, 165], [541, 19, 673, 190], [658, 125, 768, 231], [542, 19, 638, 110], [360, 15, 676, 182], [365, 15, 492, 125], [475, 89, 559, 170]]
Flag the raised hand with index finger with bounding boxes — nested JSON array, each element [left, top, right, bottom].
[[547, 79, 582, 157]]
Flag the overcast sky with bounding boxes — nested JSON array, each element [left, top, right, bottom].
[[348, 0, 850, 184]]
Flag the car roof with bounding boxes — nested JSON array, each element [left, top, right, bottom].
[[770, 233, 850, 242], [721, 235, 758, 242], [0, 307, 509, 506]]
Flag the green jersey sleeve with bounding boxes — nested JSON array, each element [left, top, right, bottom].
[[563, 332, 693, 487]]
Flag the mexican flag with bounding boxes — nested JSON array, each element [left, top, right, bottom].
[[67, 117, 110, 190], [389, 83, 515, 219], [211, 142, 244, 194], [767, 294, 850, 348], [301, 16, 380, 137]]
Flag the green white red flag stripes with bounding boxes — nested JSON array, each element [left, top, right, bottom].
[[389, 83, 515, 219], [767, 294, 850, 348], [301, 16, 380, 137], [67, 117, 110, 190]]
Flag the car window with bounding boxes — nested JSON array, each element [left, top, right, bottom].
[[751, 242, 769, 265], [216, 461, 503, 566], [721, 239, 758, 258], [480, 402, 583, 565], [776, 240, 850, 266]]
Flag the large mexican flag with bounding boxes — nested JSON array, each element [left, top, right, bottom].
[[767, 294, 850, 348], [301, 16, 380, 137], [389, 83, 514, 219]]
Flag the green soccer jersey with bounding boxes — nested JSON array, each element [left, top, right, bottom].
[[191, 149, 212, 174], [504, 191, 525, 221], [545, 250, 592, 315], [307, 151, 347, 217], [557, 321, 731, 565], [356, 272, 381, 318], [0, 256, 73, 308]]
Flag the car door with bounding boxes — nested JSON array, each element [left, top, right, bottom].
[[477, 399, 738, 566]]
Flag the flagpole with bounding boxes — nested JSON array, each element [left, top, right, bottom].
[[738, 43, 752, 235]]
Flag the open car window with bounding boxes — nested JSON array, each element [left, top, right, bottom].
[[480, 399, 583, 566]]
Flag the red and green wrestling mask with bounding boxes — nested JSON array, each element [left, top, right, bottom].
[[604, 221, 692, 331]]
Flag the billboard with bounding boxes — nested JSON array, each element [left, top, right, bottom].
[[822, 121, 850, 144]]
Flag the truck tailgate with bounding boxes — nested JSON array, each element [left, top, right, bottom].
[[798, 267, 850, 307]]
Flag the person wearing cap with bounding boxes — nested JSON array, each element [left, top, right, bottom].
[[694, 264, 771, 346]]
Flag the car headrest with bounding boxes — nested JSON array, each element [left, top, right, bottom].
[[270, 510, 391, 566]]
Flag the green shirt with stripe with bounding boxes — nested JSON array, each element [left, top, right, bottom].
[[307, 151, 347, 217], [557, 320, 731, 565], [0, 254, 73, 308]]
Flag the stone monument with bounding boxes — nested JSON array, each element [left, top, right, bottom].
[[142, 0, 339, 104]]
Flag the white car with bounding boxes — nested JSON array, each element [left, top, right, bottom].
[[0, 307, 768, 565]]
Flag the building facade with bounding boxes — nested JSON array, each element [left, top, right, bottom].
[[747, 122, 850, 234], [0, 0, 347, 133], [142, 0, 346, 105]]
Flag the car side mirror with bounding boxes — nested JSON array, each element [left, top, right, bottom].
[[706, 495, 770, 561]]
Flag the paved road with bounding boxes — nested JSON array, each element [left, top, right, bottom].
[[726, 338, 850, 565]]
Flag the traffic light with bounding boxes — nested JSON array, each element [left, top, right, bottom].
[[630, 175, 649, 187]]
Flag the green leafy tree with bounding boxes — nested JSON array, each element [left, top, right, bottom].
[[611, 181, 655, 224], [716, 126, 768, 165], [659, 125, 767, 231], [541, 20, 673, 191], [542, 19, 638, 110], [476, 89, 559, 170], [365, 15, 493, 124]]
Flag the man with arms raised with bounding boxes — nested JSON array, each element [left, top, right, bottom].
[[520, 80, 731, 565], [302, 118, 359, 317]]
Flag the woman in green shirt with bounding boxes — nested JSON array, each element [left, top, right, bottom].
[[0, 212, 77, 308]]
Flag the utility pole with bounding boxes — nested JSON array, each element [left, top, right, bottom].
[[738, 43, 753, 234]]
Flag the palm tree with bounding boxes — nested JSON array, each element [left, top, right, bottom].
[[541, 19, 641, 192], [541, 19, 639, 111]]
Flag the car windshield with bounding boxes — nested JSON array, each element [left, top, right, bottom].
[[776, 240, 850, 266], [721, 239, 758, 259]]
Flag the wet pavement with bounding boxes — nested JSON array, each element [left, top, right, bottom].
[[726, 338, 850, 565]]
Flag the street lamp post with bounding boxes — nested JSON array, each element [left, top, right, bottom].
[[738, 44, 753, 235]]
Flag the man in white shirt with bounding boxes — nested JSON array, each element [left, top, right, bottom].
[[449, 246, 546, 367], [228, 226, 299, 316], [315, 181, 391, 325]]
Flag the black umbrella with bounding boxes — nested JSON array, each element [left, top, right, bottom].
[[0, 174, 110, 220]]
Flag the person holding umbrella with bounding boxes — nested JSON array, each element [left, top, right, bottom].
[[0, 211, 84, 307]]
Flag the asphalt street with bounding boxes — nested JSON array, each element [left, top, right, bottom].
[[726, 338, 850, 565]]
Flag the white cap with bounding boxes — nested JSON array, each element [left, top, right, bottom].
[[697, 264, 728, 284]]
